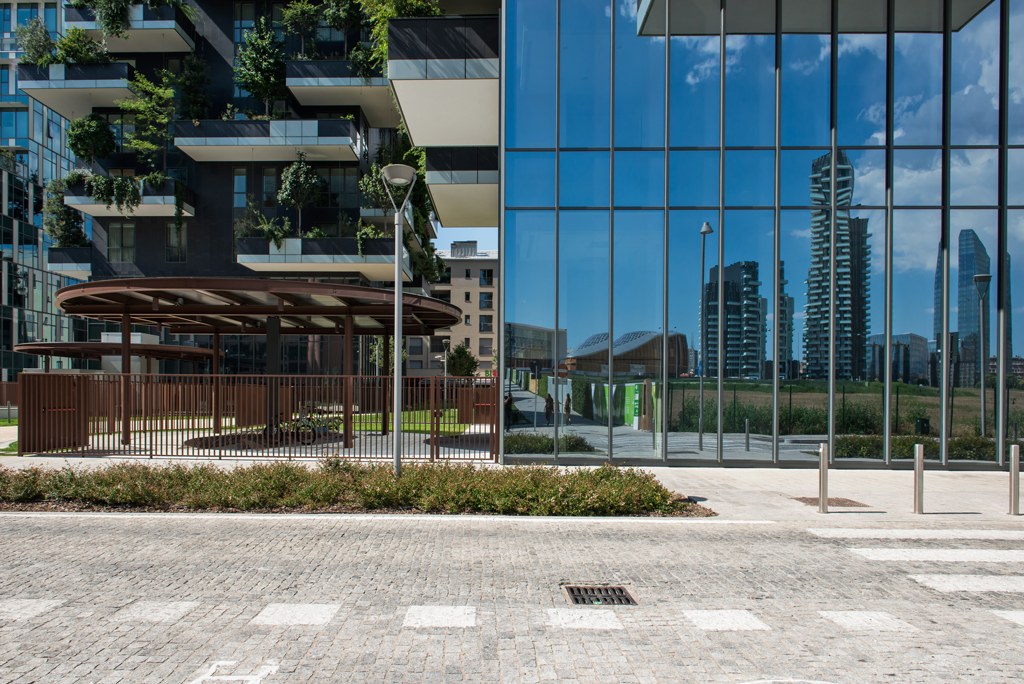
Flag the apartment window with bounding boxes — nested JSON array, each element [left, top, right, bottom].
[[439, 267, 451, 284], [102, 114, 135, 153], [44, 3, 56, 35], [408, 360, 423, 370], [108, 221, 135, 263], [429, 337, 448, 353], [166, 222, 187, 262], [464, 291, 471, 303], [479, 315, 493, 333], [315, 167, 358, 208], [0, 7, 10, 33], [464, 268, 471, 279], [434, 289, 450, 304], [464, 315, 471, 326], [260, 167, 277, 208], [479, 292, 493, 309], [0, 66, 8, 99], [408, 338, 423, 355], [233, 3, 255, 43], [16, 4, 37, 28], [233, 168, 247, 208], [479, 339, 493, 357], [479, 269, 494, 286], [463, 337, 470, 348]]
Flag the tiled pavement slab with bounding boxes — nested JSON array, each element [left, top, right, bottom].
[[0, 514, 1023, 682]]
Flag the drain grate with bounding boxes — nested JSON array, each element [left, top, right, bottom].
[[563, 585, 637, 606]]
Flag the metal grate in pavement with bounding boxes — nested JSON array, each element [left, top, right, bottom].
[[562, 585, 637, 606]]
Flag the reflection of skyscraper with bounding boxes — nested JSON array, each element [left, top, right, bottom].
[[933, 244, 943, 347], [1005, 252, 1013, 362], [803, 150, 871, 380], [778, 262, 795, 380], [705, 261, 765, 379], [958, 229, 990, 387]]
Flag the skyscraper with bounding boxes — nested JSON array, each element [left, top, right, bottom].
[[778, 262, 795, 380], [705, 261, 766, 379], [958, 229, 990, 387], [803, 150, 871, 380]]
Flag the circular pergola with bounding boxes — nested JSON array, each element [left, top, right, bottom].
[[15, 341, 214, 362]]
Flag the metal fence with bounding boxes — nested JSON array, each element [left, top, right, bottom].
[[18, 373, 499, 462]]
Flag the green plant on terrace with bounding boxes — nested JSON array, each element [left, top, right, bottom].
[[14, 17, 54, 66], [67, 114, 116, 164], [234, 16, 286, 117]]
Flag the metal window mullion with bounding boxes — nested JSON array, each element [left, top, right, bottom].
[[661, 0, 671, 462], [717, 0, 726, 464], [607, 0, 615, 461], [498, 0, 507, 465], [940, 0, 952, 466], [772, 0, 781, 464], [883, 0, 895, 465], [828, 0, 838, 463], [553, 0, 561, 464], [996, 0, 1010, 467]]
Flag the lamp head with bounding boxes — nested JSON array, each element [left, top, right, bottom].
[[381, 164, 416, 187], [700, 221, 713, 236], [973, 273, 992, 296], [442, 337, 450, 350]]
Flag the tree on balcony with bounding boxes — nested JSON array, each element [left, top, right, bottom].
[[14, 18, 54, 66], [278, 152, 321, 236], [65, 0, 195, 38], [43, 179, 88, 248], [282, 0, 320, 57], [176, 55, 211, 121], [54, 27, 110, 64], [117, 70, 175, 172], [67, 114, 116, 164], [234, 16, 286, 117], [361, 0, 440, 74]]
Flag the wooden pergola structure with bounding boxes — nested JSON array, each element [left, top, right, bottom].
[[53, 277, 462, 447]]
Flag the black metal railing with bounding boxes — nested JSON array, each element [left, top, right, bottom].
[[173, 118, 355, 139], [17, 62, 134, 83], [388, 16, 498, 62]]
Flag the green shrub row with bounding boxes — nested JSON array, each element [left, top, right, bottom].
[[504, 433, 597, 454], [833, 434, 1017, 460], [0, 462, 689, 516]]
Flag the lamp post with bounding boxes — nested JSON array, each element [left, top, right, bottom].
[[974, 273, 991, 437], [698, 221, 713, 451], [441, 336, 450, 406], [382, 163, 417, 477]]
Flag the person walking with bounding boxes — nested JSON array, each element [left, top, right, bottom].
[[504, 392, 514, 431], [563, 394, 572, 425], [544, 393, 554, 426]]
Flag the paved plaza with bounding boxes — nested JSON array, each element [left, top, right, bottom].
[[0, 463, 1022, 683]]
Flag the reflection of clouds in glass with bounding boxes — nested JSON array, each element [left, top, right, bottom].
[[893, 213, 940, 274], [789, 228, 811, 240]]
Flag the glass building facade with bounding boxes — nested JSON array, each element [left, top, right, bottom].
[[501, 0, 1024, 464]]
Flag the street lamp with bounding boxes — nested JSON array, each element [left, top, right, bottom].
[[441, 337, 450, 405], [698, 221, 713, 451], [382, 163, 417, 477], [973, 273, 991, 437]]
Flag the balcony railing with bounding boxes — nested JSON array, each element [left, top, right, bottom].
[[425, 147, 498, 185], [16, 62, 136, 119], [64, 177, 196, 218], [47, 246, 92, 280], [173, 119, 361, 162], [64, 3, 196, 52], [235, 237, 412, 280], [388, 16, 499, 80]]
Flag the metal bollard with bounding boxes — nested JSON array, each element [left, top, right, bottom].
[[1011, 444, 1020, 517], [914, 444, 924, 514], [819, 442, 829, 514], [745, 418, 750, 452]]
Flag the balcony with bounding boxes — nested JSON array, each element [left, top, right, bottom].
[[47, 246, 92, 280], [285, 60, 398, 128], [425, 147, 497, 227], [64, 4, 196, 52], [173, 119, 361, 162], [235, 237, 413, 281], [387, 16, 498, 147], [64, 177, 196, 218], [16, 62, 135, 120]]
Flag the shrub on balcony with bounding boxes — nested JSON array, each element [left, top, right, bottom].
[[234, 16, 286, 117], [277, 152, 322, 235], [67, 114, 116, 164], [233, 196, 293, 249], [66, 0, 194, 38], [117, 70, 175, 172], [177, 55, 211, 121], [282, 0, 320, 57], [14, 18, 55, 66], [361, 0, 440, 74], [54, 27, 110, 64], [43, 178, 88, 248]]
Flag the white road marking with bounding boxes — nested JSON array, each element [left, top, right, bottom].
[[808, 528, 1024, 540], [850, 548, 1024, 562], [0, 599, 63, 620], [546, 608, 623, 630], [992, 611, 1024, 627], [114, 600, 198, 622], [682, 609, 771, 631], [186, 660, 279, 684], [250, 603, 339, 626], [818, 611, 916, 632], [909, 575, 1024, 593], [403, 605, 476, 628]]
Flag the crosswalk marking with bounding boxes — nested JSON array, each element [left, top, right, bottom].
[[819, 611, 916, 632], [250, 603, 340, 626], [546, 608, 623, 630], [0, 599, 63, 620], [114, 601, 199, 623], [992, 611, 1024, 627], [403, 606, 476, 628], [909, 575, 1024, 593], [682, 610, 770, 631], [808, 528, 1024, 541], [850, 548, 1024, 562]]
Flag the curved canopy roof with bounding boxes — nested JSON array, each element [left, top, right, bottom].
[[56, 277, 461, 336], [15, 342, 214, 361]]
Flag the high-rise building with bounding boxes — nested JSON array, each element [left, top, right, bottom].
[[803, 151, 871, 381], [704, 261, 765, 379], [958, 229, 991, 387], [777, 262, 795, 380], [867, 333, 930, 384]]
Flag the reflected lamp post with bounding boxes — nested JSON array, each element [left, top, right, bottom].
[[973, 273, 991, 437], [442, 336, 450, 405], [698, 221, 713, 451], [382, 163, 417, 477]]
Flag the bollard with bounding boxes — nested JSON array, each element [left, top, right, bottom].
[[913, 444, 924, 514], [745, 418, 750, 452], [819, 443, 829, 514], [1011, 444, 1020, 517]]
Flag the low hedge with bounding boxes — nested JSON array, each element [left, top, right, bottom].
[[504, 432, 596, 454], [834, 434, 1014, 460], [0, 461, 695, 516]]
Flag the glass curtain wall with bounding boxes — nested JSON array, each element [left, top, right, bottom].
[[502, 0, 1019, 464]]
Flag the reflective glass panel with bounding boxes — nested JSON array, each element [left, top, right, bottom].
[[669, 151, 719, 207], [506, 0, 556, 148], [951, 1, 999, 146], [725, 34, 775, 146], [614, 0, 665, 148], [894, 149, 941, 206], [614, 151, 664, 207], [781, 33, 831, 146], [837, 2, 886, 147], [560, 0, 611, 147], [1007, 210, 1023, 452], [670, 36, 720, 147], [1012, 0, 1024, 144], [893, 0, 942, 146], [951, 148, 998, 207], [725, 150, 774, 207], [559, 151, 610, 208], [506, 152, 555, 208], [782, 150, 828, 207]]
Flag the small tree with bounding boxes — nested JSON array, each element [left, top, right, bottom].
[[369, 336, 408, 373], [14, 17, 55, 66], [177, 54, 211, 121], [277, 152, 321, 235], [281, 0, 321, 56], [67, 113, 116, 164], [447, 343, 479, 377], [43, 179, 88, 247], [360, 0, 440, 74], [234, 16, 286, 116], [54, 27, 109, 64], [117, 70, 175, 172]]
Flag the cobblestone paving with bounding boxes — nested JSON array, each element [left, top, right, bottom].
[[0, 514, 1022, 683]]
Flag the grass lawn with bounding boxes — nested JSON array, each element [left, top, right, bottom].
[[0, 418, 16, 427], [351, 409, 470, 437]]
